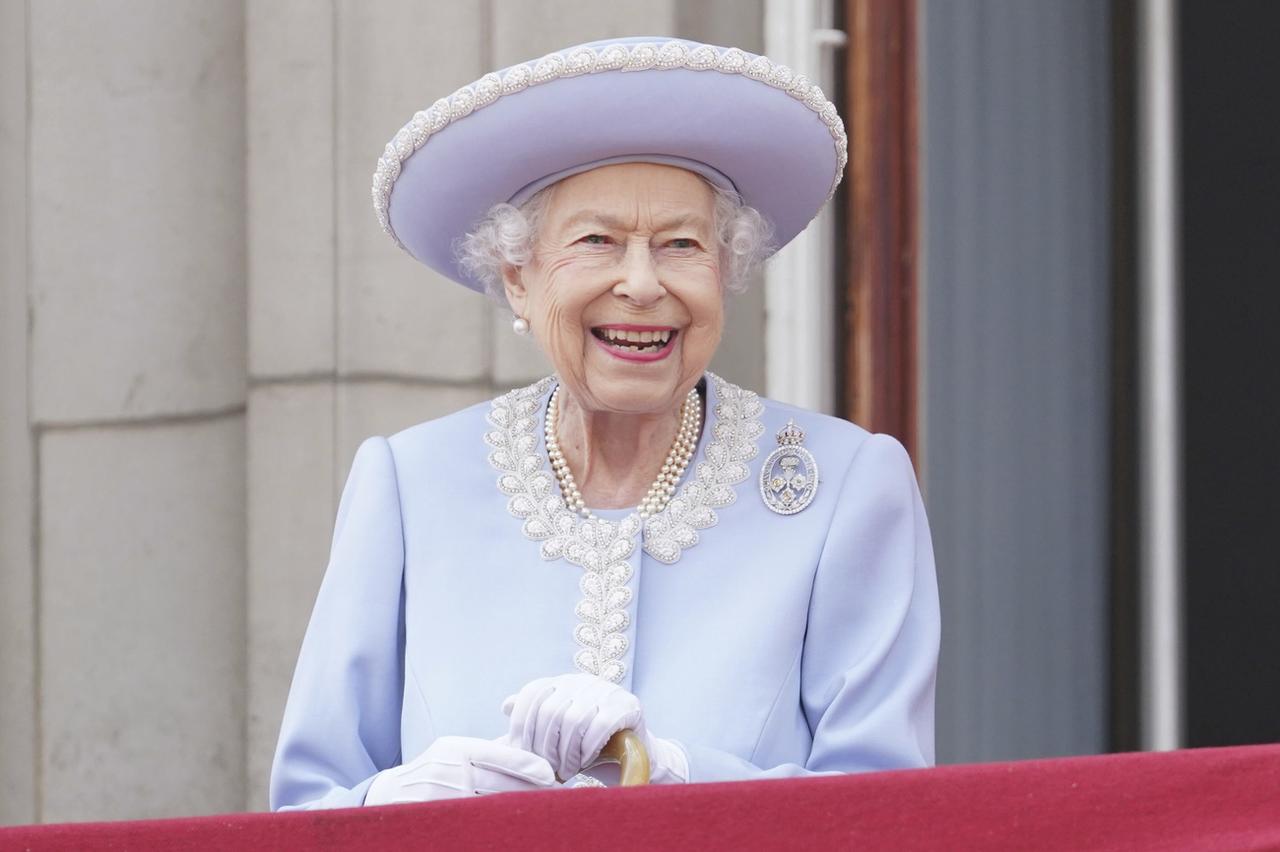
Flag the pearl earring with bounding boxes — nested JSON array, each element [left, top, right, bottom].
[[512, 316, 530, 336]]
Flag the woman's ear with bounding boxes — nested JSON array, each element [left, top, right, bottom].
[[502, 263, 528, 317]]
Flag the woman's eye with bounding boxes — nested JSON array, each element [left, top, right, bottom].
[[668, 238, 698, 250], [579, 234, 611, 245]]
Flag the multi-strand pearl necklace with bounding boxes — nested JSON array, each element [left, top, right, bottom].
[[545, 385, 702, 521]]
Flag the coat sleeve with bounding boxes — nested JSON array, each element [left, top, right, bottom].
[[681, 432, 940, 782], [268, 437, 407, 810]]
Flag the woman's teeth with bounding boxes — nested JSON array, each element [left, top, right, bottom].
[[595, 328, 673, 352]]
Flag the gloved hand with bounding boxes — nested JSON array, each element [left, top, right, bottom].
[[501, 673, 689, 784], [364, 735, 558, 805]]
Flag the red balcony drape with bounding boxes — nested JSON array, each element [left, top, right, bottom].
[[4, 745, 1277, 851]]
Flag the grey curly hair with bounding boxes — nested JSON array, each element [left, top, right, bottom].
[[456, 179, 774, 300]]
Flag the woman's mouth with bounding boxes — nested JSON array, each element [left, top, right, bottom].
[[590, 325, 678, 362]]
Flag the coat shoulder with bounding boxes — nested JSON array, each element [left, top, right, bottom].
[[750, 392, 919, 501], [383, 396, 496, 471], [754, 394, 875, 469]]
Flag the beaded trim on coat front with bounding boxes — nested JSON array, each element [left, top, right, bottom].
[[373, 39, 848, 250], [484, 373, 765, 682]]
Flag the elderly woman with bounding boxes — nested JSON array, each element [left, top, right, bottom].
[[270, 36, 938, 810]]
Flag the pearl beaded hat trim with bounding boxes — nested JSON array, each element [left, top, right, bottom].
[[373, 36, 848, 292]]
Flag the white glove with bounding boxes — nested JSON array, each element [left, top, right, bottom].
[[501, 673, 689, 784], [364, 735, 557, 805]]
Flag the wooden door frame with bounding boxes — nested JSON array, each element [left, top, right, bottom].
[[842, 0, 920, 462]]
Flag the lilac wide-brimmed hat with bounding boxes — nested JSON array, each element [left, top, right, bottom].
[[372, 36, 847, 292]]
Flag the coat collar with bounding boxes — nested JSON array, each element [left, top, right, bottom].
[[483, 372, 765, 681], [485, 372, 765, 564]]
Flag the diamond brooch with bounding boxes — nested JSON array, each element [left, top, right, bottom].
[[759, 419, 819, 515]]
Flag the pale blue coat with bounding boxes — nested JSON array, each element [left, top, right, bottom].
[[269, 374, 939, 810]]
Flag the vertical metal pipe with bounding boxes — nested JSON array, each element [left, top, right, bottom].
[[1137, 0, 1183, 751]]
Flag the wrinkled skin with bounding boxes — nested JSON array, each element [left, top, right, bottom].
[[503, 163, 723, 510]]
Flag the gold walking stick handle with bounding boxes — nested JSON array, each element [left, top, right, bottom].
[[598, 729, 650, 786]]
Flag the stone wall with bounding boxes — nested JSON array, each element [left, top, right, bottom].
[[0, 0, 763, 822]]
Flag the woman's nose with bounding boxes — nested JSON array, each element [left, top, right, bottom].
[[613, 244, 665, 305]]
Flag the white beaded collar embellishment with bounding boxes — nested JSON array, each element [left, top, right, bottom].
[[484, 373, 765, 682], [372, 40, 848, 250]]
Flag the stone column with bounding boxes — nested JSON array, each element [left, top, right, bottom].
[[24, 0, 248, 821], [244, 0, 339, 813], [0, 0, 37, 828], [243, 0, 496, 811]]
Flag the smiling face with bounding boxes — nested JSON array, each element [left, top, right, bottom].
[[503, 163, 724, 416]]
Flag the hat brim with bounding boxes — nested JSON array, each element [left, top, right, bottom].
[[375, 38, 846, 292]]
